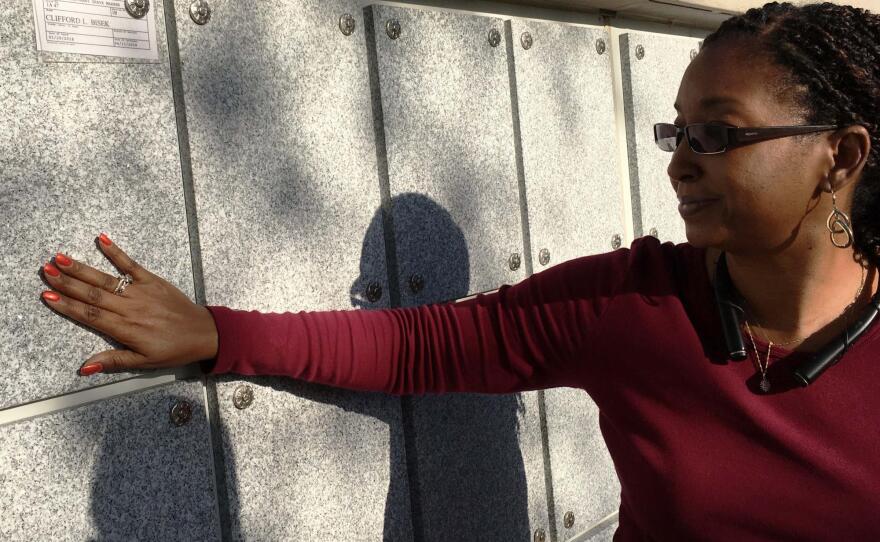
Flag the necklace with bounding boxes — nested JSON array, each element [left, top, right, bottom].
[[742, 265, 866, 393]]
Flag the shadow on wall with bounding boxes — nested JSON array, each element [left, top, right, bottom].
[[64, 194, 530, 540]]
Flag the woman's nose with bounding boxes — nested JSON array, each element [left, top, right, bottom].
[[667, 139, 695, 182]]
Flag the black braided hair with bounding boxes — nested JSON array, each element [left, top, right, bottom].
[[701, 2, 880, 268]]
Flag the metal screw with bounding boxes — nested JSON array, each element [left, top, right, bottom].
[[366, 281, 383, 303], [233, 385, 253, 410], [649, 227, 658, 238], [170, 400, 192, 426], [190, 0, 211, 25], [538, 248, 550, 266], [488, 28, 501, 48], [564, 511, 575, 529], [124, 0, 149, 19], [339, 14, 356, 36], [596, 38, 606, 55], [533, 528, 546, 542], [509, 253, 521, 271], [612, 234, 622, 249], [635, 44, 645, 60], [690, 48, 698, 60], [386, 19, 401, 40], [408, 274, 424, 294], [521, 32, 533, 50]]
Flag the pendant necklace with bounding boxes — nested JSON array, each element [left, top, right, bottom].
[[742, 265, 866, 393]]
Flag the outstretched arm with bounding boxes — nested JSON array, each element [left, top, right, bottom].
[[201, 247, 629, 396]]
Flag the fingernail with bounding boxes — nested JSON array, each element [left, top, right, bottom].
[[55, 253, 72, 267], [43, 263, 60, 277], [42, 291, 60, 302], [99, 233, 112, 247], [80, 363, 103, 376]]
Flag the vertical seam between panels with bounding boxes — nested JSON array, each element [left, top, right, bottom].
[[163, 2, 230, 540], [364, 6, 422, 542]]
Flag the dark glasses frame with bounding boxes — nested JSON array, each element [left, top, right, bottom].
[[653, 122, 841, 155]]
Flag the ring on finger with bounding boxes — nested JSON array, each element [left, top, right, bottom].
[[113, 273, 134, 296]]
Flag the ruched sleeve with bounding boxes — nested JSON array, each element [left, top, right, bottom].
[[199, 240, 636, 395]]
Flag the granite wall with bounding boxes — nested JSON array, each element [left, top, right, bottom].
[[0, 0, 706, 540]]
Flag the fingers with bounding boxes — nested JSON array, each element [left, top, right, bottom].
[[44, 255, 128, 315], [41, 286, 127, 340], [97, 233, 152, 283], [81, 349, 150, 375]]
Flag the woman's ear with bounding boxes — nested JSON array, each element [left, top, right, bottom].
[[827, 125, 871, 191]]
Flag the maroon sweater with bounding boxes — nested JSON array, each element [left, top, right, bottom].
[[202, 236, 880, 540]]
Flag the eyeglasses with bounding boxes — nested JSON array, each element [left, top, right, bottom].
[[653, 122, 841, 155]]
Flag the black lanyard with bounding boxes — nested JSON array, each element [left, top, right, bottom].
[[713, 251, 880, 386]]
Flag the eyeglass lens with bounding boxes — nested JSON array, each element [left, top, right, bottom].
[[654, 124, 728, 154]]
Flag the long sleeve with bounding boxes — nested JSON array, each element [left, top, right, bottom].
[[198, 244, 632, 395]]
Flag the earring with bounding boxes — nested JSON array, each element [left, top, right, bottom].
[[827, 186, 854, 249]]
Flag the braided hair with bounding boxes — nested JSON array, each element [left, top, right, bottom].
[[701, 2, 880, 269]]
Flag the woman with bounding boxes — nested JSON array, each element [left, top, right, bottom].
[[37, 2, 880, 539]]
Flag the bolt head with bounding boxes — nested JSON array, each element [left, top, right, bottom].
[[233, 385, 254, 410], [190, 0, 211, 25], [488, 28, 501, 48], [170, 401, 192, 426], [408, 274, 424, 294], [538, 248, 550, 266], [339, 14, 356, 36], [366, 282, 383, 303], [124, 0, 149, 19], [386, 19, 401, 40], [521, 32, 533, 50], [635, 44, 645, 60], [509, 253, 521, 271]]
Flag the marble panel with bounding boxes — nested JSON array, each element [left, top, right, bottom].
[[0, 380, 219, 540], [509, 18, 627, 538], [367, 5, 548, 540], [175, 0, 412, 538], [0, 0, 192, 409], [619, 31, 703, 244]]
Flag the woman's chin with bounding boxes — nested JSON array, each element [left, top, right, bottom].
[[683, 226, 722, 249]]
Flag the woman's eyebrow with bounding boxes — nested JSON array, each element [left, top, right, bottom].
[[674, 96, 744, 111]]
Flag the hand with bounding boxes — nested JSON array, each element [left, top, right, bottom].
[[40, 233, 219, 375]]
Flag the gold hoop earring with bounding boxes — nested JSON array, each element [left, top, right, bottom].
[[827, 187, 854, 249]]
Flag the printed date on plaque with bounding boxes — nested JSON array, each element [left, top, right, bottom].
[[31, 0, 159, 60]]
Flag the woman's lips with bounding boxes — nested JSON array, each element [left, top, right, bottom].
[[678, 198, 719, 217]]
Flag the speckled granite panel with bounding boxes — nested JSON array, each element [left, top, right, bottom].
[[368, 5, 548, 539], [371, 4, 527, 301], [509, 18, 626, 537], [0, 380, 219, 541], [175, 0, 412, 539], [511, 19, 625, 271], [544, 390, 620, 540], [407, 391, 549, 541], [212, 376, 412, 541], [620, 32, 703, 243], [0, 0, 193, 410]]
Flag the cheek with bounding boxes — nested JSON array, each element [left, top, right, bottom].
[[725, 158, 789, 216]]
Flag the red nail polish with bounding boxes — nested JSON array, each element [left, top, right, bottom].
[[42, 291, 60, 302], [55, 253, 72, 266], [80, 363, 103, 376], [99, 233, 112, 246], [43, 263, 60, 277]]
